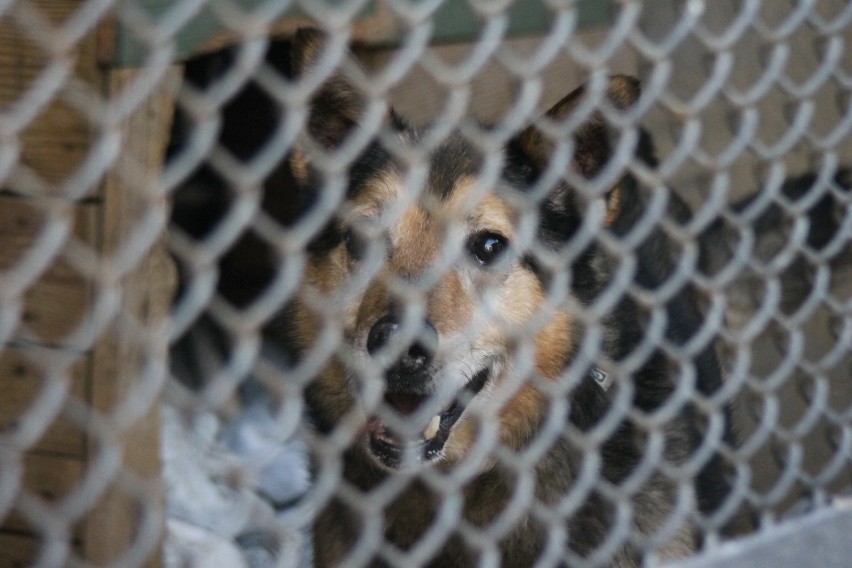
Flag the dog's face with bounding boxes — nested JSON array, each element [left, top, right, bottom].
[[289, 30, 640, 471], [300, 153, 574, 470]]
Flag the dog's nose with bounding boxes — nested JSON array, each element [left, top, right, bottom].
[[367, 314, 438, 371]]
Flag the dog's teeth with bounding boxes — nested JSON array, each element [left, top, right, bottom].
[[423, 415, 441, 439]]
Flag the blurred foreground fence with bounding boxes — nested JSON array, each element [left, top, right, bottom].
[[1, 1, 850, 567]]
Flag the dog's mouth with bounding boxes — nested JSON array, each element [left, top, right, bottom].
[[365, 368, 490, 470]]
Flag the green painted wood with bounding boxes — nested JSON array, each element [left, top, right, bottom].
[[430, 0, 611, 44], [113, 0, 315, 65], [112, 0, 611, 65]]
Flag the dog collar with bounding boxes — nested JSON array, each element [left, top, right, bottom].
[[590, 367, 612, 392]]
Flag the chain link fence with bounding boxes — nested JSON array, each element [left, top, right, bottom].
[[1, 1, 851, 567]]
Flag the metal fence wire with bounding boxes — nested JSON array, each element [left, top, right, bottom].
[[1, 0, 851, 567]]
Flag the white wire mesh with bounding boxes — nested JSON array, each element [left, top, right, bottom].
[[1, 1, 851, 567]]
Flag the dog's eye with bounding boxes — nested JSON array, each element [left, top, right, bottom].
[[344, 229, 368, 260], [468, 232, 508, 266]]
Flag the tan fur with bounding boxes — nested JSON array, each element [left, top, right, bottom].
[[428, 271, 472, 336], [290, 149, 310, 183], [308, 358, 355, 425], [604, 75, 641, 110], [391, 206, 440, 277], [534, 310, 574, 378], [499, 383, 549, 450], [345, 170, 402, 220], [444, 176, 517, 239], [606, 185, 623, 226], [497, 268, 546, 326], [304, 249, 348, 295], [355, 280, 393, 337], [442, 175, 482, 212]]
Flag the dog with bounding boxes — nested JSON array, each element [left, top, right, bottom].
[[265, 29, 733, 568], [166, 28, 734, 566]]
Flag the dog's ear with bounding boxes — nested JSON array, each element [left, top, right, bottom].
[[511, 75, 641, 226], [290, 28, 368, 153]]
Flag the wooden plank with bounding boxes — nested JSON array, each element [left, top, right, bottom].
[[1, 453, 86, 537], [0, 346, 88, 456], [100, 0, 613, 65], [1, 102, 95, 189], [0, 528, 85, 567], [16, 267, 91, 345], [0, 1, 100, 191], [0, 197, 97, 345], [82, 66, 180, 568], [0, 532, 41, 568], [2, 3, 173, 566], [0, 2, 99, 80], [428, 0, 611, 44], [100, 2, 397, 65]]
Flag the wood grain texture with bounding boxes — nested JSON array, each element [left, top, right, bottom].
[[3, 453, 86, 539], [0, 346, 88, 456], [81, 65, 180, 568], [0, 1, 101, 191], [0, 197, 97, 345], [1, 4, 178, 565]]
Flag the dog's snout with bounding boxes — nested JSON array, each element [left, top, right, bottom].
[[405, 321, 438, 369], [367, 315, 438, 373]]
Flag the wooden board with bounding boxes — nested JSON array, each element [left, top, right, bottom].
[[81, 65, 181, 568], [1, 3, 177, 566], [0, 1, 100, 192], [2, 453, 86, 538], [0, 530, 84, 567], [0, 533, 42, 568], [0, 346, 88, 456], [0, 197, 97, 345]]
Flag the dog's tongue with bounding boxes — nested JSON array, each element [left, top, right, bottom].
[[384, 391, 425, 416]]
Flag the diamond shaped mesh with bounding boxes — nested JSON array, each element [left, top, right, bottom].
[[0, 1, 850, 567]]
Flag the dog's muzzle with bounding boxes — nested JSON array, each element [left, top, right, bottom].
[[363, 314, 490, 469], [367, 314, 438, 392]]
